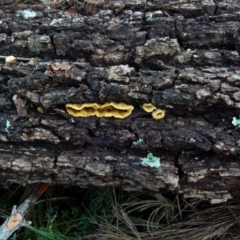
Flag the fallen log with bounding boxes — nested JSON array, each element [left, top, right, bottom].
[[0, 0, 240, 204]]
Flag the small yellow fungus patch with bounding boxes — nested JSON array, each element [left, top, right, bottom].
[[12, 94, 18, 101], [152, 109, 166, 120], [37, 106, 44, 114], [5, 56, 17, 64], [66, 102, 134, 119], [141, 103, 156, 113]]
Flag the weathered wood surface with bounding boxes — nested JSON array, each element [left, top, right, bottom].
[[1, 0, 240, 203]]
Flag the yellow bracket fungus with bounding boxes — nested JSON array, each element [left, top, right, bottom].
[[141, 103, 166, 120], [152, 109, 166, 120], [141, 103, 156, 113], [5, 56, 17, 64], [37, 106, 44, 114], [66, 102, 134, 119]]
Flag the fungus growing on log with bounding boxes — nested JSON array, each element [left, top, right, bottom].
[[37, 106, 44, 114], [66, 102, 134, 119], [5, 56, 16, 64], [152, 109, 166, 120], [141, 103, 156, 113]]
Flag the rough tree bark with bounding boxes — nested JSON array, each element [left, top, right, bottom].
[[0, 0, 240, 204]]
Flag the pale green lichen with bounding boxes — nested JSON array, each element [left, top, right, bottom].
[[232, 116, 240, 147], [121, 150, 127, 154], [232, 116, 240, 127], [140, 152, 160, 168], [21, 9, 37, 19], [5, 120, 10, 134], [133, 138, 144, 146]]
